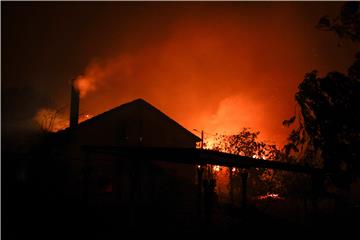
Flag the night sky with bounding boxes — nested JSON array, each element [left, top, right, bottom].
[[2, 2, 359, 146]]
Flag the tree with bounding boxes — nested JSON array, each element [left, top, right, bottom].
[[317, 1, 360, 43], [33, 105, 92, 133], [284, 2, 360, 189], [34, 108, 62, 133], [211, 127, 280, 160], [209, 128, 283, 196]]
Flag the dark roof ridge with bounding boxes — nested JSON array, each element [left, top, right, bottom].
[[136, 98, 200, 141], [57, 98, 200, 142]]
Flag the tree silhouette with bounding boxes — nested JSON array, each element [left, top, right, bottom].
[[284, 2, 360, 189], [34, 108, 62, 133], [33, 104, 72, 133], [211, 127, 280, 160], [210, 128, 283, 195], [317, 1, 360, 43]]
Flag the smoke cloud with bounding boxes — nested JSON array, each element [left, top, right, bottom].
[[6, 2, 355, 146], [74, 56, 135, 97], [72, 5, 319, 146]]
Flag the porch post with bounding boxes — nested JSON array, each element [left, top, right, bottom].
[[229, 167, 234, 204], [240, 169, 249, 209], [311, 172, 324, 216], [196, 165, 204, 216]]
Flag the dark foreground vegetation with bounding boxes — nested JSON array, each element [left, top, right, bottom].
[[4, 138, 360, 239], [5, 177, 360, 239]]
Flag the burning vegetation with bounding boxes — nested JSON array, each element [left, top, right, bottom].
[[196, 128, 289, 202], [34, 107, 92, 133]]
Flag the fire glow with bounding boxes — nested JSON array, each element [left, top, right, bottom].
[[34, 108, 93, 133], [59, 4, 327, 147], [257, 193, 284, 200], [213, 165, 221, 172]]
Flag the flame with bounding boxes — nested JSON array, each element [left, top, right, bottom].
[[257, 193, 284, 200], [204, 136, 217, 149], [213, 165, 220, 172], [79, 113, 93, 123]]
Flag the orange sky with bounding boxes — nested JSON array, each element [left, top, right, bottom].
[[3, 2, 359, 146]]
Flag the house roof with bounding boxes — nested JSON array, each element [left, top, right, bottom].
[[57, 98, 201, 143]]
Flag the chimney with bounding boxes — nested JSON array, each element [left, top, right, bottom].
[[70, 79, 80, 128]]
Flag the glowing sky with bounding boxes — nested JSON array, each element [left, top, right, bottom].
[[3, 2, 359, 146]]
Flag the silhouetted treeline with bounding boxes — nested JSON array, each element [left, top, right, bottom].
[[284, 2, 360, 190]]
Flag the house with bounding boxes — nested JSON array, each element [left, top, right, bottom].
[[54, 94, 201, 209]]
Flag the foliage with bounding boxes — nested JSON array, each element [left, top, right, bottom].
[[317, 2, 360, 43], [210, 127, 280, 160], [284, 2, 360, 189], [33, 105, 92, 133], [34, 108, 63, 133], [209, 128, 284, 195]]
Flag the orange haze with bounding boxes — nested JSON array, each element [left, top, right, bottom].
[[17, 2, 356, 146]]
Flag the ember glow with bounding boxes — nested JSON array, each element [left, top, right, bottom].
[[257, 193, 284, 200], [213, 165, 221, 172], [203, 137, 217, 150], [252, 155, 266, 160]]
